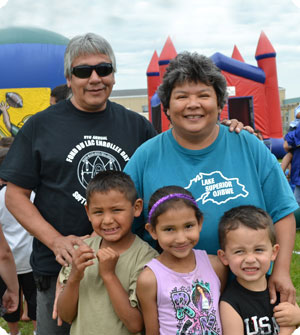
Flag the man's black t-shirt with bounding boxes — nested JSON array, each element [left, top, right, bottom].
[[0, 99, 156, 275]]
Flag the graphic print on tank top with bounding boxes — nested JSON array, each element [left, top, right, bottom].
[[170, 279, 221, 335]]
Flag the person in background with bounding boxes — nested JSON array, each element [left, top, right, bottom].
[[284, 126, 300, 206], [50, 84, 71, 105], [289, 104, 300, 131], [0, 144, 37, 335]]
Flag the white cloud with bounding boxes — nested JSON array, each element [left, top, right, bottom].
[[0, 0, 299, 98]]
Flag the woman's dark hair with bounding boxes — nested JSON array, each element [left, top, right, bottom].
[[158, 51, 228, 119], [148, 185, 203, 227]]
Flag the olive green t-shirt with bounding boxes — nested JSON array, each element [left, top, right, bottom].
[[59, 235, 158, 335]]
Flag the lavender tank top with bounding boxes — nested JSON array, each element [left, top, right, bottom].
[[146, 249, 222, 335]]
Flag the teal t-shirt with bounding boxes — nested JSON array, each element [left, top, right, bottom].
[[125, 125, 298, 254]]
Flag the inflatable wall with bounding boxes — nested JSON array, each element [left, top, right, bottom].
[[0, 27, 69, 137]]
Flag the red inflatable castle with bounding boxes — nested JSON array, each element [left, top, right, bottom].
[[147, 32, 283, 149]]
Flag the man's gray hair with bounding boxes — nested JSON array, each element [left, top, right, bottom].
[[64, 33, 116, 79]]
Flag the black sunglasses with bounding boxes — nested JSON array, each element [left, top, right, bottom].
[[71, 62, 113, 78]]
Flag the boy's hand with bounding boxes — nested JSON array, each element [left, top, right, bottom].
[[69, 244, 95, 282], [97, 247, 119, 279], [274, 302, 300, 327]]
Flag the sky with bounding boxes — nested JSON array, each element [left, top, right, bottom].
[[0, 0, 300, 99]]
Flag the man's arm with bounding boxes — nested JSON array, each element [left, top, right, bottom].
[[0, 225, 19, 313], [219, 301, 244, 335], [5, 182, 86, 266], [136, 267, 159, 335], [269, 213, 296, 304], [98, 247, 144, 334]]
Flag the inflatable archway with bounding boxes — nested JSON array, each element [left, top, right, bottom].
[[0, 26, 69, 137]]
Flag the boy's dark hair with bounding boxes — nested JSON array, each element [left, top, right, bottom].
[[218, 205, 276, 250], [148, 185, 203, 227], [86, 170, 138, 206]]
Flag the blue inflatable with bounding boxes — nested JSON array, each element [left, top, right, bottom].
[[0, 26, 69, 89]]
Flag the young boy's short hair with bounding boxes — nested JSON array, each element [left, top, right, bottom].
[[218, 205, 276, 250], [85, 170, 138, 206]]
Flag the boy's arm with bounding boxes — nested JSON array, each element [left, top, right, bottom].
[[208, 254, 228, 293], [220, 300, 244, 335], [136, 267, 159, 335], [98, 247, 143, 334], [57, 245, 95, 324]]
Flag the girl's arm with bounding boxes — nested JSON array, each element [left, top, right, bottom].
[[136, 267, 159, 335], [220, 301, 244, 335], [208, 254, 228, 293], [98, 247, 143, 334]]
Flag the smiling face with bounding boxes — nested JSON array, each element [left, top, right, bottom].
[[67, 53, 115, 112], [146, 204, 202, 265], [167, 81, 221, 149], [85, 190, 142, 249], [218, 226, 279, 291]]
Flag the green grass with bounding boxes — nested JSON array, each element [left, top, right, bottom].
[[0, 318, 34, 334], [1, 231, 300, 335], [292, 230, 300, 304]]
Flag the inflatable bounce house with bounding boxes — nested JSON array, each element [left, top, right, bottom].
[[0, 26, 69, 137], [147, 32, 286, 159]]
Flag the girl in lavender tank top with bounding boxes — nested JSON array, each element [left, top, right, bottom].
[[137, 186, 227, 335]]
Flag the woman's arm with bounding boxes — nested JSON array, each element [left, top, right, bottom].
[[136, 267, 159, 335], [209, 254, 228, 293], [269, 214, 296, 304]]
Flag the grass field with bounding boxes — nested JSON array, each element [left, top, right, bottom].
[[1, 230, 300, 335]]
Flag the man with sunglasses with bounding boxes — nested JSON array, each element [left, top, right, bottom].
[[0, 33, 157, 335]]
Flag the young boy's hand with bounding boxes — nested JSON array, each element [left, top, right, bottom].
[[274, 302, 300, 327], [69, 245, 95, 282], [97, 247, 119, 280]]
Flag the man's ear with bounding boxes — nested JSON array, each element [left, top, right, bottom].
[[145, 223, 158, 240], [217, 249, 229, 266], [66, 77, 71, 88], [133, 198, 143, 218]]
